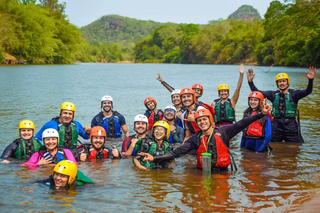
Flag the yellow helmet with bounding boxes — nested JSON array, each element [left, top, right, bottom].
[[218, 84, 229, 96], [18, 120, 35, 136], [152, 121, 170, 140], [53, 160, 77, 185], [275, 73, 290, 85], [60, 102, 76, 115]]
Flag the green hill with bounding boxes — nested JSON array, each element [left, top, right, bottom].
[[228, 5, 262, 21], [80, 15, 175, 46]]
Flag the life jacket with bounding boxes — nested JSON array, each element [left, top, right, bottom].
[[272, 91, 297, 118], [147, 110, 163, 130], [76, 144, 109, 160], [52, 117, 78, 149], [41, 146, 66, 164], [242, 111, 266, 139], [196, 131, 231, 169], [213, 98, 235, 124], [13, 138, 42, 159], [142, 140, 170, 169], [101, 111, 121, 138]]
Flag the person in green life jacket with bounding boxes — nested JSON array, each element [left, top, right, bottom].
[[211, 64, 245, 126], [35, 102, 91, 149], [133, 121, 171, 169], [247, 66, 316, 143], [37, 160, 94, 190], [1, 120, 42, 163]]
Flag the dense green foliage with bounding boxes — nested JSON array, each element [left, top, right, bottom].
[[81, 15, 174, 46], [228, 5, 262, 21], [134, 1, 320, 66]]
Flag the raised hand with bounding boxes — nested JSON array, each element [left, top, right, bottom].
[[184, 112, 195, 122], [238, 64, 245, 74], [83, 126, 91, 134], [306, 66, 316, 79], [138, 152, 154, 162], [262, 98, 272, 115], [112, 146, 119, 158], [156, 73, 164, 82], [246, 68, 255, 82], [80, 149, 87, 162]]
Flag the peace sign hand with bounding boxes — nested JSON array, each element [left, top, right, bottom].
[[262, 98, 272, 115], [306, 66, 316, 79]]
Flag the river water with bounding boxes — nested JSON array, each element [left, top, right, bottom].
[[0, 63, 319, 212]]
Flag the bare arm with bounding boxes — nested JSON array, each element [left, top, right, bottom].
[[230, 64, 245, 108], [121, 124, 130, 138]]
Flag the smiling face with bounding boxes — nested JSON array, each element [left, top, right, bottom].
[[171, 94, 181, 105], [91, 136, 105, 151], [181, 94, 194, 107], [153, 126, 166, 140], [134, 121, 147, 134], [196, 116, 211, 132], [249, 97, 260, 111], [146, 101, 156, 110], [20, 129, 33, 140], [219, 89, 229, 99], [53, 172, 69, 187], [277, 79, 288, 90], [44, 137, 58, 151], [193, 88, 202, 98], [60, 110, 74, 125], [164, 109, 175, 121], [102, 101, 112, 112]]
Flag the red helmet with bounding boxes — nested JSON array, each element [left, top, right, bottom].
[[144, 97, 157, 108], [194, 109, 214, 126], [180, 88, 197, 103], [90, 126, 106, 141], [248, 91, 264, 107], [192, 84, 203, 96]]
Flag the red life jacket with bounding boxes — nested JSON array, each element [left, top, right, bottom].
[[148, 110, 163, 130], [196, 133, 230, 169], [184, 111, 200, 134], [88, 148, 109, 159], [243, 111, 272, 139]]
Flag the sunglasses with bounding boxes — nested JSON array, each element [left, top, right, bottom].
[[165, 109, 175, 113]]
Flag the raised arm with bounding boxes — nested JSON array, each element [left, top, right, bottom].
[[292, 66, 316, 103], [156, 73, 175, 93], [230, 64, 245, 108]]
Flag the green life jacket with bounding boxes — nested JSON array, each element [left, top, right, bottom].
[[13, 138, 42, 159], [53, 117, 78, 149], [272, 91, 297, 118], [141, 141, 170, 169], [213, 98, 235, 123], [75, 170, 94, 186]]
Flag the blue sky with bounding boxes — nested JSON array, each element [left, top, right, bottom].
[[62, 0, 283, 27]]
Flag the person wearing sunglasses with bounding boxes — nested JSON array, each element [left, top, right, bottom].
[[247, 67, 316, 143], [163, 105, 184, 144]]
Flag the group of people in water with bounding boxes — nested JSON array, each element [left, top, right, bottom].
[[0, 65, 316, 190]]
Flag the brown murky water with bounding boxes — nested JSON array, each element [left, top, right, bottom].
[[0, 64, 319, 212]]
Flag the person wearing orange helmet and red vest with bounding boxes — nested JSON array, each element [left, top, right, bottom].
[[139, 103, 272, 171], [247, 67, 316, 143], [211, 64, 245, 127], [73, 126, 120, 161], [241, 92, 273, 152], [143, 97, 164, 135]]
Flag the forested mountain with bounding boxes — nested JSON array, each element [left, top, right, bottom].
[[228, 5, 262, 21], [80, 15, 175, 46]]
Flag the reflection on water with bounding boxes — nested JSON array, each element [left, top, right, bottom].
[[0, 64, 319, 212]]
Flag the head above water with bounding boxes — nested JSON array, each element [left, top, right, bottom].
[[60, 102, 75, 125], [164, 105, 176, 121], [42, 128, 59, 150], [152, 121, 170, 141], [53, 160, 77, 187], [180, 88, 196, 107], [90, 126, 106, 150], [171, 89, 181, 105], [194, 109, 214, 132], [218, 84, 229, 99], [144, 97, 157, 110], [275, 73, 290, 90], [18, 120, 35, 140], [101, 96, 113, 112], [134, 114, 148, 134], [192, 84, 203, 98], [248, 91, 264, 110]]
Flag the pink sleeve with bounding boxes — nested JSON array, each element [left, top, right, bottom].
[[21, 152, 42, 166], [64, 149, 78, 165]]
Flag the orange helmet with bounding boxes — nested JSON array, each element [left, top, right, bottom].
[[144, 97, 157, 108], [194, 109, 214, 126], [180, 88, 197, 103], [90, 126, 106, 141], [192, 84, 203, 96], [248, 91, 264, 107]]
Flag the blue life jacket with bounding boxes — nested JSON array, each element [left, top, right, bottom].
[[102, 111, 121, 138]]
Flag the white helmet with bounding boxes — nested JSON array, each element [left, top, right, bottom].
[[42, 128, 59, 141], [171, 89, 181, 96], [101, 95, 113, 103], [165, 105, 176, 112], [134, 114, 148, 124]]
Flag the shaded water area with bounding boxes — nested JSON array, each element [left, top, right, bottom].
[[0, 63, 319, 212]]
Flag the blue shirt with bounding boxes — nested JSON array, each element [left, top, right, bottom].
[[91, 111, 126, 127]]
